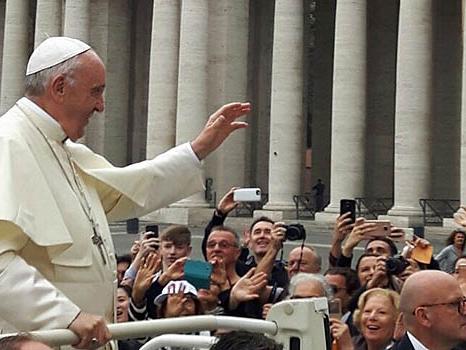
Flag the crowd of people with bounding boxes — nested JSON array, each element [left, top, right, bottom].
[[107, 188, 466, 350]]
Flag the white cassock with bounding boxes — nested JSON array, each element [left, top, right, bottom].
[[0, 97, 204, 336]]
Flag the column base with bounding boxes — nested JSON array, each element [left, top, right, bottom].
[[314, 211, 339, 223], [313, 201, 339, 223], [443, 218, 457, 228], [254, 209, 297, 221], [377, 210, 424, 227]]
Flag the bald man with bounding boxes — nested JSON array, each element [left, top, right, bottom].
[[287, 246, 321, 279], [392, 270, 466, 350]]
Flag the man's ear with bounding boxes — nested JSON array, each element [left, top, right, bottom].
[[414, 308, 433, 328], [49, 75, 66, 102]]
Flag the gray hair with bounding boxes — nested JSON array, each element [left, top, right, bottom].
[[24, 50, 91, 97], [288, 272, 334, 299]]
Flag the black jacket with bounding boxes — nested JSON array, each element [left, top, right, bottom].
[[391, 334, 415, 350]]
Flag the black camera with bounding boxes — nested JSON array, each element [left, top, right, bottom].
[[385, 255, 410, 275], [284, 224, 306, 241]]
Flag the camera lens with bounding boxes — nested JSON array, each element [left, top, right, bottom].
[[284, 224, 306, 241], [386, 256, 409, 275]]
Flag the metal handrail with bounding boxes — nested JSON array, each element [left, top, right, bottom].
[[292, 193, 315, 219], [0, 316, 278, 348], [419, 198, 460, 226], [140, 334, 217, 350], [354, 197, 393, 218]]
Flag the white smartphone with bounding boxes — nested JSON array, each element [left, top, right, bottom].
[[233, 188, 261, 202]]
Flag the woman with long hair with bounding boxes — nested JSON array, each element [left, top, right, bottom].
[[435, 229, 466, 273]]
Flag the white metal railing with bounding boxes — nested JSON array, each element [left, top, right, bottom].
[[0, 298, 330, 350], [0, 316, 277, 348], [140, 334, 217, 350]]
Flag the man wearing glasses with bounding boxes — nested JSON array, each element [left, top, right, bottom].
[[394, 270, 466, 350]]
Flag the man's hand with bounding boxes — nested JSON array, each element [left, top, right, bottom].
[[165, 284, 188, 318], [329, 318, 354, 350], [229, 268, 268, 310], [334, 212, 354, 242], [191, 102, 251, 160], [262, 303, 272, 319], [367, 256, 389, 289], [270, 222, 286, 250], [132, 252, 161, 306], [132, 235, 160, 269], [210, 257, 228, 291], [341, 218, 376, 257], [217, 187, 240, 215], [158, 257, 187, 286], [68, 312, 111, 349]]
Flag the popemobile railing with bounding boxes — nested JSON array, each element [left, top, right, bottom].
[[0, 298, 331, 350]]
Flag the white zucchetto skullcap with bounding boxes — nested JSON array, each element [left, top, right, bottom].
[[26, 37, 91, 76]]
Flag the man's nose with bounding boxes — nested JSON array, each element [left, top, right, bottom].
[[95, 96, 105, 113]]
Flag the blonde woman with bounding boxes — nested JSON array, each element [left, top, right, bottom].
[[352, 288, 400, 350]]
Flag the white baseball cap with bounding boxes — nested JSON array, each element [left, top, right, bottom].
[[154, 280, 198, 306], [26, 36, 90, 75]]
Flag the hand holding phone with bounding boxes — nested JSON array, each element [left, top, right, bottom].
[[144, 224, 159, 239], [184, 259, 213, 290], [363, 220, 391, 239], [328, 298, 342, 319], [233, 188, 261, 202], [340, 199, 356, 224]]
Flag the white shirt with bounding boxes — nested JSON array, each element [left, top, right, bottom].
[[407, 331, 430, 350]]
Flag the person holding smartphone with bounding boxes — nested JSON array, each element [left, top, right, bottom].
[[202, 188, 288, 289], [129, 225, 192, 321]]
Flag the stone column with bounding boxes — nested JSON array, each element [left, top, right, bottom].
[[64, 0, 90, 42], [87, 0, 131, 166], [175, 0, 209, 207], [315, 0, 367, 221], [260, 0, 304, 215], [206, 0, 249, 197], [0, 0, 29, 114], [146, 0, 180, 159], [450, 0, 466, 228], [385, 0, 433, 227], [35, 0, 62, 47]]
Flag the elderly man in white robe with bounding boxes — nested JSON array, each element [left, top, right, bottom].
[[0, 37, 251, 349]]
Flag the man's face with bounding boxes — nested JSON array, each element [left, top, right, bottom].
[[424, 281, 466, 344], [248, 221, 273, 257], [160, 240, 191, 270], [206, 230, 240, 268], [366, 240, 392, 256], [60, 51, 106, 141], [117, 261, 130, 283], [325, 273, 350, 312], [287, 247, 320, 279], [291, 280, 325, 299]]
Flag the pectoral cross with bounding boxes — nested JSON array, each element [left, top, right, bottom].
[[92, 228, 107, 265]]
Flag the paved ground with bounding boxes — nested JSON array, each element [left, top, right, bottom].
[[110, 217, 455, 272]]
